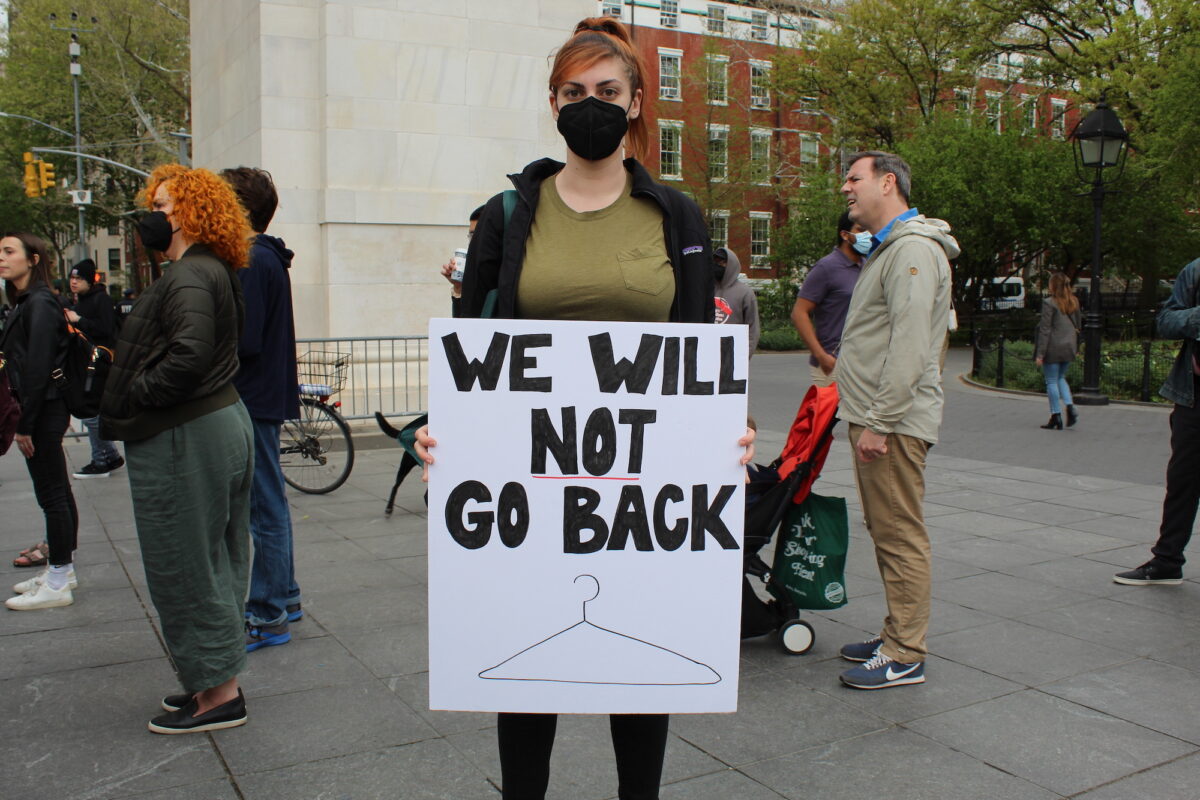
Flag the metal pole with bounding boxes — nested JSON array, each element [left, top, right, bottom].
[[73, 58, 87, 265], [1076, 174, 1110, 404]]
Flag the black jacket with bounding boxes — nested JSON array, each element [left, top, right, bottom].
[[460, 157, 715, 322], [100, 244, 244, 442], [0, 282, 67, 436], [71, 282, 118, 348], [234, 234, 300, 422]]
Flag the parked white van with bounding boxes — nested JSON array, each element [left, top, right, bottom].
[[969, 276, 1026, 310]]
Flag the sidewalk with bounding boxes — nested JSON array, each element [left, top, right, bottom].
[[3, 366, 1198, 799]]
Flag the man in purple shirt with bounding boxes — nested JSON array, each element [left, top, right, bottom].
[[791, 211, 870, 386]]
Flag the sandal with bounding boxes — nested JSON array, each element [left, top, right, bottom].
[[13, 541, 48, 568]]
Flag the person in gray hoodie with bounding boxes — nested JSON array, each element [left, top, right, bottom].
[[713, 247, 760, 355], [832, 151, 958, 691]]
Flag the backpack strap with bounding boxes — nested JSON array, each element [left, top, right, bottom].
[[480, 189, 519, 320]]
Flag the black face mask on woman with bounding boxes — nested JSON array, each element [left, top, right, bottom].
[[136, 211, 178, 252], [556, 95, 632, 161]]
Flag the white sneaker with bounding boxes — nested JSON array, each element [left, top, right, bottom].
[[13, 568, 78, 594], [5, 582, 74, 610]]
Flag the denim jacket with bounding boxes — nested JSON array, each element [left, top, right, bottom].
[[1158, 257, 1200, 407]]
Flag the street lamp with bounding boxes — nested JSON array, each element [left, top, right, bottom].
[[1070, 96, 1129, 406]]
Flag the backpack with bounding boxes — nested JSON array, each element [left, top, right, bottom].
[[51, 310, 114, 419]]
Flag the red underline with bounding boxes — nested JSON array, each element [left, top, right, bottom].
[[530, 475, 641, 481]]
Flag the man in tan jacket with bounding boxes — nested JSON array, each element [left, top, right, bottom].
[[833, 151, 958, 690]]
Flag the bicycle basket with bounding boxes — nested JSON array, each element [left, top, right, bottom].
[[297, 351, 351, 396]]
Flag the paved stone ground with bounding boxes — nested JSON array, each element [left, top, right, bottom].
[[3, 349, 1197, 799]]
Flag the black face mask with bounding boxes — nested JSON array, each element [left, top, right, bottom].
[[136, 211, 177, 252], [556, 96, 631, 161]]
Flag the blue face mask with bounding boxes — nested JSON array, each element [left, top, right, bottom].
[[851, 231, 873, 255]]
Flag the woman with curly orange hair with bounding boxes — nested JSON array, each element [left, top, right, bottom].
[[100, 165, 255, 734]]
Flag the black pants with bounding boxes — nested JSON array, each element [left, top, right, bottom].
[[1152, 397, 1200, 569], [23, 398, 79, 566], [497, 712, 669, 800]]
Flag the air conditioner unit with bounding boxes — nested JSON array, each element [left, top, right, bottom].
[[603, 2, 622, 18]]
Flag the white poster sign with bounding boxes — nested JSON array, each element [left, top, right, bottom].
[[427, 318, 748, 714]]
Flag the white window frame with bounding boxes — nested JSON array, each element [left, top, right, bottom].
[[986, 90, 1003, 133], [750, 9, 769, 40], [708, 210, 729, 253], [706, 55, 729, 106], [707, 124, 729, 183], [658, 48, 682, 101], [750, 60, 772, 109], [659, 120, 683, 181], [661, 0, 679, 28], [707, 4, 725, 34], [798, 18, 817, 45], [750, 128, 772, 184], [602, 0, 623, 19], [955, 88, 973, 114], [1022, 93, 1037, 130], [749, 211, 773, 267], [799, 133, 820, 165], [1050, 98, 1067, 139]]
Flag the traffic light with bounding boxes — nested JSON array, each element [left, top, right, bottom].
[[38, 160, 56, 192], [23, 152, 41, 198]]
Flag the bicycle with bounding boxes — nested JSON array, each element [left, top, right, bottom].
[[280, 351, 355, 494]]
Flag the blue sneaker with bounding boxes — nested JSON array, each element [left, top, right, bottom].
[[245, 622, 291, 652], [839, 635, 883, 663], [840, 652, 925, 690], [286, 602, 303, 622]]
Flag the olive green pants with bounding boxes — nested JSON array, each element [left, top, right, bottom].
[[127, 401, 254, 692]]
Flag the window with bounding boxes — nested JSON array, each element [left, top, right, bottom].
[[707, 5, 725, 34], [751, 10, 769, 40], [659, 121, 683, 180], [793, 95, 819, 114], [986, 91, 1002, 133], [1022, 94, 1037, 130], [708, 125, 729, 182], [798, 18, 818, 44], [107, 224, 120, 236], [1050, 98, 1067, 139], [750, 61, 772, 109], [602, 0, 622, 18], [708, 210, 729, 253], [107, 248, 120, 271], [658, 49, 682, 100], [750, 129, 772, 184], [955, 88, 973, 114], [799, 134, 820, 165], [661, 0, 678, 27], [982, 52, 1005, 80], [750, 212, 772, 267], [706, 56, 728, 106]]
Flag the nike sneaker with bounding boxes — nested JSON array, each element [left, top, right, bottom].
[[840, 651, 925, 690]]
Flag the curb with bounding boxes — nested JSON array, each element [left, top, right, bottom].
[[956, 372, 1169, 409]]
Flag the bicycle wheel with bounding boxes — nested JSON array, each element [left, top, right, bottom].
[[280, 397, 355, 494]]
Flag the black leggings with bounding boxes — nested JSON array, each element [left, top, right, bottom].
[[22, 399, 79, 566], [498, 712, 669, 800]]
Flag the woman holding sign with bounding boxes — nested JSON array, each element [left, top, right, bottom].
[[416, 17, 753, 800]]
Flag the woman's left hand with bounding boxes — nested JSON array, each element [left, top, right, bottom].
[[65, 310, 80, 324], [15, 433, 33, 459], [738, 426, 756, 467], [1035, 356, 1044, 366]]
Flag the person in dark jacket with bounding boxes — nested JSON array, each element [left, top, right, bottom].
[[414, 18, 754, 800], [441, 205, 484, 317], [221, 166, 302, 650], [100, 164, 254, 735], [66, 258, 124, 477], [1034, 271, 1082, 430], [1, 233, 80, 610], [712, 247, 760, 355]]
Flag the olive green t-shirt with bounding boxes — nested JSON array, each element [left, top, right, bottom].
[[517, 173, 674, 322]]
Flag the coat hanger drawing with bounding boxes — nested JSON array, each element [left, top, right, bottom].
[[478, 574, 722, 686]]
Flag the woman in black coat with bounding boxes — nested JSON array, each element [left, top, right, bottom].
[[0, 233, 80, 610]]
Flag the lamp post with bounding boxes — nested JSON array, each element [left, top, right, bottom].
[[1070, 96, 1128, 406], [49, 12, 97, 265]]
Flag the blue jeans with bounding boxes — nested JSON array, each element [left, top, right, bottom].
[[1043, 361, 1074, 414], [245, 419, 300, 627], [82, 415, 120, 465]]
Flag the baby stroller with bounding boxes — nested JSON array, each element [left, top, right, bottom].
[[742, 383, 841, 655]]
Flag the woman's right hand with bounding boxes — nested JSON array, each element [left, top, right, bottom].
[[1036, 356, 1044, 366], [414, 425, 436, 482], [15, 433, 33, 459]]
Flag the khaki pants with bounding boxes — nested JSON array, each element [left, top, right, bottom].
[[809, 363, 835, 388], [848, 424, 931, 663]]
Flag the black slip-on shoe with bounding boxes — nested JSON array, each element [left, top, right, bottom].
[[148, 689, 247, 734], [1113, 563, 1183, 586], [160, 692, 195, 712]]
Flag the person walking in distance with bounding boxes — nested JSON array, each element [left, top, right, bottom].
[[1034, 271, 1081, 430], [833, 151, 956, 689], [1114, 255, 1200, 586], [791, 211, 870, 387], [65, 259, 124, 478], [712, 247, 760, 355], [221, 167, 303, 649]]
